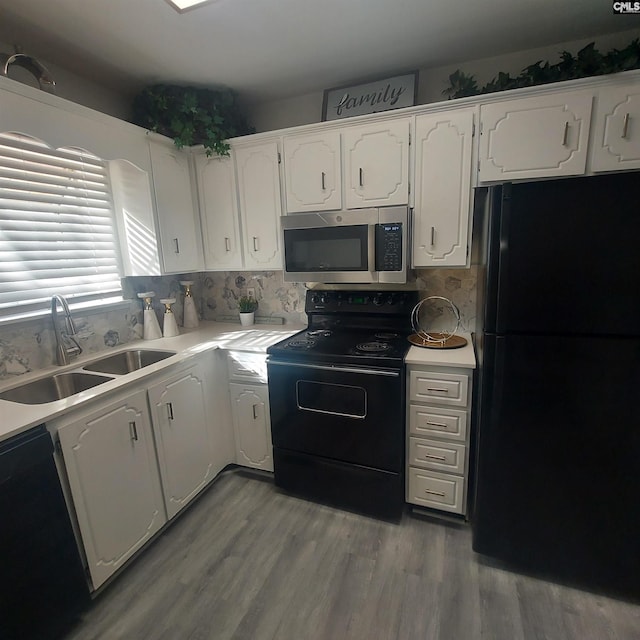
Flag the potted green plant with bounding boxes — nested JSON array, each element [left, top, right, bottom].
[[238, 295, 258, 326], [131, 84, 255, 156]]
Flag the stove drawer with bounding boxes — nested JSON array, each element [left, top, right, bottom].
[[407, 468, 465, 514], [409, 437, 466, 474], [408, 405, 467, 442], [409, 370, 468, 407]]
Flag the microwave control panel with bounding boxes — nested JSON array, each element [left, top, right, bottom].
[[375, 223, 403, 271]]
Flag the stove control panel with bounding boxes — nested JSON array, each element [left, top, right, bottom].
[[306, 290, 417, 313]]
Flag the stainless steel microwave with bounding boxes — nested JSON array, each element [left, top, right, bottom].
[[281, 207, 408, 283]]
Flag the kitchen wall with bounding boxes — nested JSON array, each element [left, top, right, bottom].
[[244, 28, 640, 132], [0, 267, 477, 380]]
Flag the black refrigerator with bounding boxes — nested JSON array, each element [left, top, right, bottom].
[[472, 172, 640, 599]]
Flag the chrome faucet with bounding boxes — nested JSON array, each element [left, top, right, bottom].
[[51, 295, 83, 365]]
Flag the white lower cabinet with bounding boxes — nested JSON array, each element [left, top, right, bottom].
[[227, 352, 273, 471], [148, 360, 217, 519], [406, 365, 473, 516], [53, 352, 234, 590], [55, 389, 167, 590]]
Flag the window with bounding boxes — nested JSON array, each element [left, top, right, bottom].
[[0, 132, 123, 317]]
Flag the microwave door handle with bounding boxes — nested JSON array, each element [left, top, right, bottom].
[[368, 224, 376, 275]]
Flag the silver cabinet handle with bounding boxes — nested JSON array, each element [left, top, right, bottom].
[[173, 238, 180, 253], [358, 167, 363, 187], [622, 113, 630, 139], [166, 402, 174, 421], [430, 226, 435, 246], [129, 421, 138, 442], [425, 489, 446, 497], [424, 453, 447, 461], [253, 236, 259, 252], [252, 404, 258, 420], [562, 121, 569, 146], [224, 237, 231, 252], [427, 387, 449, 393], [321, 172, 326, 190]]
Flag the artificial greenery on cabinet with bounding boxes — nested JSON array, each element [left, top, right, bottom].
[[443, 39, 640, 100], [132, 84, 255, 156]]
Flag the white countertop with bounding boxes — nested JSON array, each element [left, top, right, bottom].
[[404, 333, 476, 369], [0, 322, 303, 443]]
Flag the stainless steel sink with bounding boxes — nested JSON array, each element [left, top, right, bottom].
[[82, 349, 176, 375], [0, 372, 114, 405]]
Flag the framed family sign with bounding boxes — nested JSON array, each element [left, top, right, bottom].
[[322, 71, 418, 122]]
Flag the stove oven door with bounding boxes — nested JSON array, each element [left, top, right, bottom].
[[267, 359, 406, 518], [267, 360, 404, 471]]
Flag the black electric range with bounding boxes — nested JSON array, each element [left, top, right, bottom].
[[267, 290, 418, 520]]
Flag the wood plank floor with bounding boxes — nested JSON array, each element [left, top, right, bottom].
[[65, 470, 640, 640]]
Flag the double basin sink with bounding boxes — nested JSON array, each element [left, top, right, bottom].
[[0, 349, 176, 405]]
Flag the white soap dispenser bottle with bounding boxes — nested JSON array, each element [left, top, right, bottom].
[[138, 292, 162, 340], [160, 298, 180, 338], [180, 280, 199, 329]]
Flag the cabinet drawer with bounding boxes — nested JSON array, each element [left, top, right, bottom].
[[408, 405, 467, 442], [409, 438, 466, 474], [409, 370, 468, 407], [407, 468, 465, 514], [226, 352, 267, 383]]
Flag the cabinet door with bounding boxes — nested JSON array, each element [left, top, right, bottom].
[[343, 118, 410, 208], [479, 91, 593, 182], [57, 389, 166, 590], [195, 152, 244, 270], [149, 141, 202, 273], [283, 131, 342, 212], [109, 159, 162, 276], [229, 382, 273, 471], [590, 85, 640, 172], [235, 141, 282, 270], [413, 109, 475, 267], [148, 361, 216, 519]]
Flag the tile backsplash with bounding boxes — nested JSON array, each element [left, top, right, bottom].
[[0, 268, 477, 380]]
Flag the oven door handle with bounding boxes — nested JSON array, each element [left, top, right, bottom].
[[268, 360, 400, 377]]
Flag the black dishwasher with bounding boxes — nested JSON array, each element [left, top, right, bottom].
[[0, 425, 90, 640]]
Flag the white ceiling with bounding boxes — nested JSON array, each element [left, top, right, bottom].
[[0, 0, 638, 103]]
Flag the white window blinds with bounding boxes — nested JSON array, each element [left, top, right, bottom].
[[0, 132, 123, 315]]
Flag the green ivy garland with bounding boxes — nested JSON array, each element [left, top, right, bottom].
[[443, 39, 640, 100], [132, 84, 255, 156]]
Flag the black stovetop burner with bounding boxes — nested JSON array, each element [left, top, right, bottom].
[[267, 290, 418, 368]]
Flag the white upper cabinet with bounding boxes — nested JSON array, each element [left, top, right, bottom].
[[234, 141, 283, 270], [148, 140, 202, 274], [413, 109, 476, 268], [590, 84, 640, 172], [479, 91, 593, 182], [195, 151, 244, 271], [108, 159, 161, 276], [283, 131, 342, 213], [343, 118, 410, 208]]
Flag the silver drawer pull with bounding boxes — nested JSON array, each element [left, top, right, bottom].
[[252, 236, 259, 252], [173, 237, 180, 254], [622, 113, 630, 139], [427, 387, 449, 393], [224, 237, 231, 252], [426, 421, 448, 428], [425, 489, 446, 497], [359, 167, 364, 187], [252, 404, 259, 420], [129, 421, 138, 442], [424, 454, 447, 461], [166, 402, 174, 421], [321, 171, 326, 190], [562, 121, 569, 146], [430, 226, 435, 246]]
